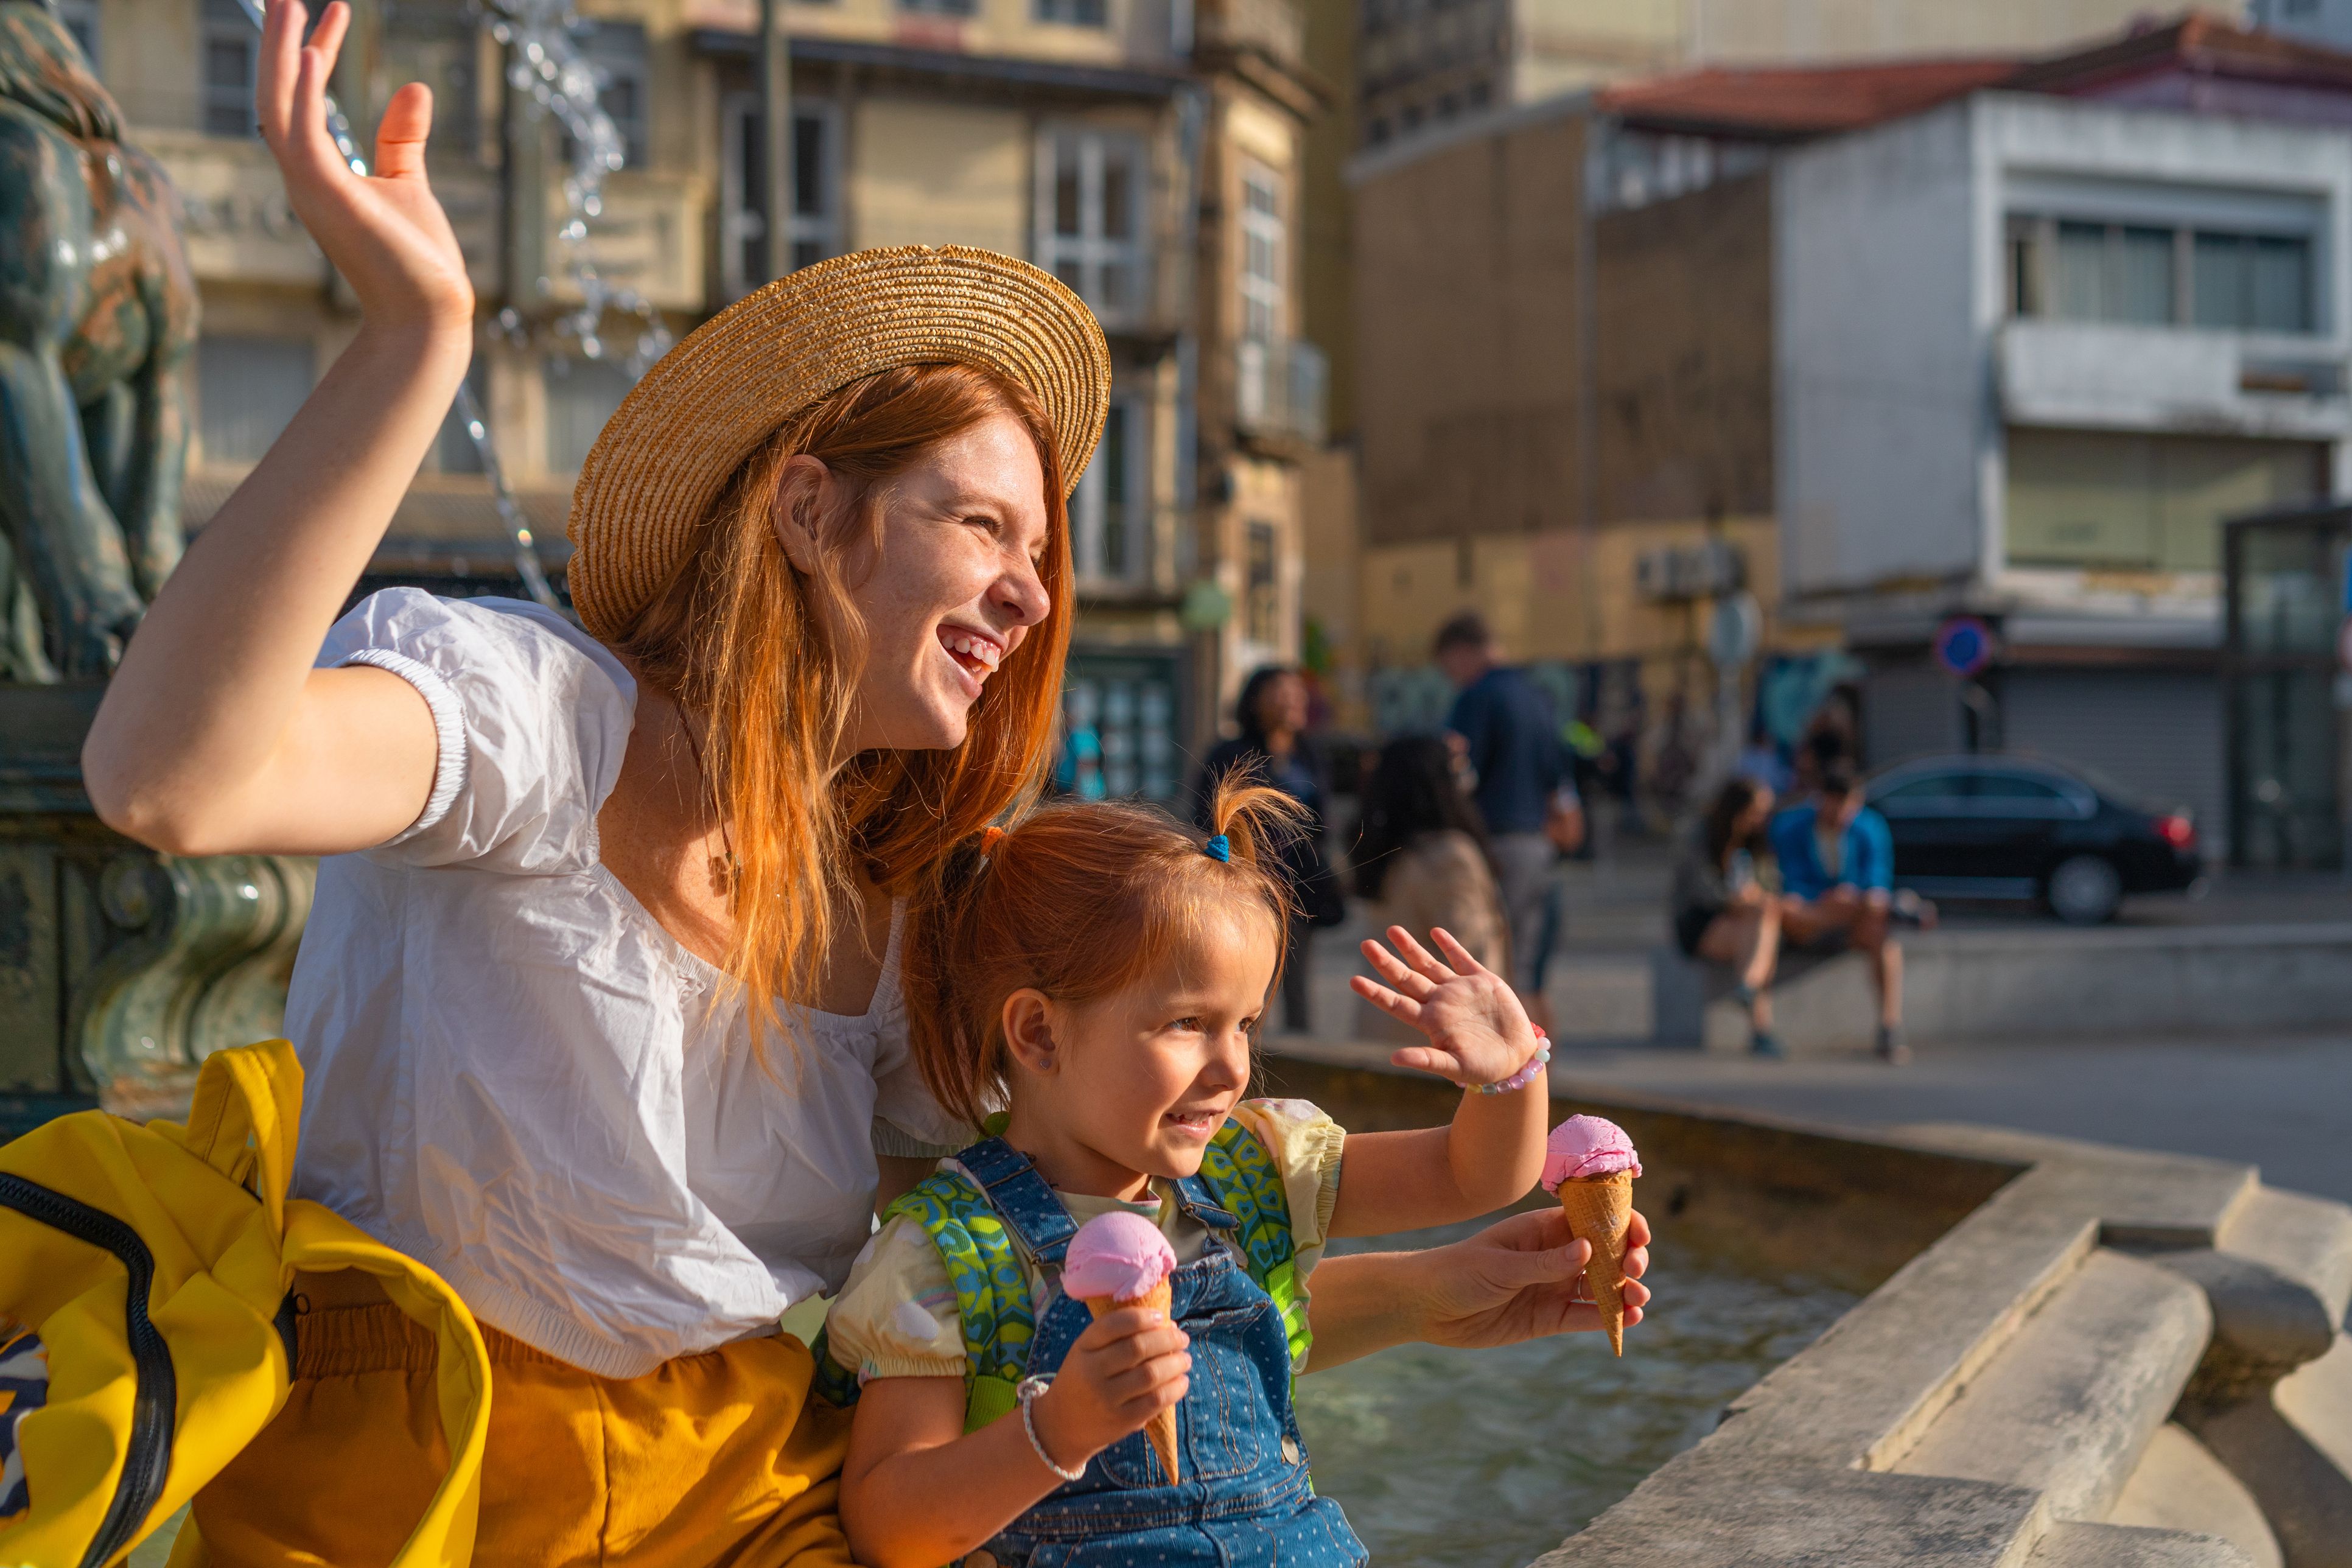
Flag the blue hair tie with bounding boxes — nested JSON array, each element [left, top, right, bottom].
[[1203, 833, 1231, 863]]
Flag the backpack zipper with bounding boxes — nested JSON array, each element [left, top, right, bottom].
[[0, 1172, 178, 1568]]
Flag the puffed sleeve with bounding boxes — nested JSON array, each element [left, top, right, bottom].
[[1226, 1098, 1346, 1284], [316, 589, 636, 873], [822, 1213, 969, 1384]]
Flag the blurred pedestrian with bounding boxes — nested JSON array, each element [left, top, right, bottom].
[[1434, 612, 1570, 1018], [1188, 665, 1345, 1032], [1769, 763, 1933, 1063], [1351, 733, 1510, 1044], [1671, 777, 1785, 1057]]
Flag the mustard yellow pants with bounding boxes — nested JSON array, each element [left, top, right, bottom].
[[190, 1277, 854, 1568]]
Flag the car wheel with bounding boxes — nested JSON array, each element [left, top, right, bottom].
[[2045, 855, 2122, 925]]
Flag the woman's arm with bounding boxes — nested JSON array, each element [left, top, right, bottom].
[[1334, 926, 1549, 1235], [81, 0, 473, 858], [1301, 1206, 1652, 1373], [840, 1308, 1191, 1568]]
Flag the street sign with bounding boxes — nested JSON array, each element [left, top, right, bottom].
[[1934, 616, 1995, 679], [1709, 591, 1762, 667]]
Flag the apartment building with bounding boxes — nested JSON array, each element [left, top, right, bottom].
[[73, 0, 1322, 794], [1349, 16, 2352, 841]]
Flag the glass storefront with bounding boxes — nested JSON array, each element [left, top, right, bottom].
[[2224, 506, 2351, 869]]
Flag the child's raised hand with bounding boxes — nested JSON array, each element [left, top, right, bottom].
[[1031, 1307, 1191, 1472], [1353, 926, 1541, 1088]]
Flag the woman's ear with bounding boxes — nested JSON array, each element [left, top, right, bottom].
[[1001, 988, 1060, 1077], [771, 454, 833, 575]]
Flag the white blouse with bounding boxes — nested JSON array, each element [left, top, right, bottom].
[[287, 590, 969, 1378]]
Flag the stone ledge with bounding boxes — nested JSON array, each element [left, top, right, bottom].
[[2026, 1521, 2258, 1568]]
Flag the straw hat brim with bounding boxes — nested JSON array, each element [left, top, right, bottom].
[[565, 245, 1112, 642]]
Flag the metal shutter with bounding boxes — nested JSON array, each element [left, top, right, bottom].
[[2000, 668, 2226, 854], [1863, 662, 1964, 768]]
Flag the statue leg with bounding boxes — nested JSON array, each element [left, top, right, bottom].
[[0, 340, 145, 676], [120, 342, 191, 600]]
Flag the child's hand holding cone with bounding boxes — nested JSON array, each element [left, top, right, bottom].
[[1054, 1212, 1187, 1485], [1540, 1116, 1643, 1355]]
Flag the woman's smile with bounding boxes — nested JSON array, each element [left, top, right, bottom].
[[936, 623, 1006, 697]]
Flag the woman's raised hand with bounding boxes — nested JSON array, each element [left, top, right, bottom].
[[1415, 1206, 1651, 1350], [257, 0, 473, 333], [1352, 925, 1540, 1087]]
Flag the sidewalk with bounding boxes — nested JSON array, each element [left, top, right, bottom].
[[1283, 854, 2352, 1204]]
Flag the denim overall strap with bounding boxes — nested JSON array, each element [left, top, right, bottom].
[[955, 1136, 1081, 1269], [1192, 1118, 1313, 1379]]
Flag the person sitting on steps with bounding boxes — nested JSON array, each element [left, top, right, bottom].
[[1670, 777, 1785, 1059], [1767, 763, 1935, 1064]]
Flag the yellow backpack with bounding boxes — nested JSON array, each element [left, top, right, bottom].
[[0, 1039, 490, 1567]]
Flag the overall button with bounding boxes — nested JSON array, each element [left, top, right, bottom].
[[1281, 1435, 1301, 1465], [961, 1552, 998, 1568]]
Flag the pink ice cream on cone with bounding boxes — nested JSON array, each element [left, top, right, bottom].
[[1063, 1210, 1182, 1485], [1541, 1115, 1641, 1356]]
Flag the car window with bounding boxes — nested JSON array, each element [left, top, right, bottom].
[[1876, 775, 1969, 803], [1972, 775, 2066, 800]]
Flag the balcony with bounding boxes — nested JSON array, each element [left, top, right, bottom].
[[1193, 0, 1303, 69], [1236, 336, 1327, 449], [1998, 320, 2352, 441]]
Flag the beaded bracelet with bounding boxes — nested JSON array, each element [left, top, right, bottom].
[[1476, 1043, 1552, 1096], [1016, 1374, 1088, 1482]]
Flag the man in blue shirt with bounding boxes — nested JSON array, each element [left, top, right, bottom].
[[1767, 762, 1913, 1062], [1437, 612, 1575, 1010]]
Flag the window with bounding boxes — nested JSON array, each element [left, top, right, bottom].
[[1239, 163, 1283, 343], [382, 4, 481, 159], [2009, 214, 2316, 334], [901, 0, 977, 17], [564, 21, 648, 170], [203, 0, 260, 137], [2006, 427, 2327, 572], [1875, 774, 1970, 810], [2049, 221, 2174, 326], [1036, 0, 1108, 23], [197, 335, 313, 464], [1037, 130, 1147, 324], [2194, 232, 2312, 333], [1072, 400, 1144, 583], [544, 355, 635, 474], [721, 97, 839, 298], [1244, 520, 1280, 647], [55, 0, 99, 68]]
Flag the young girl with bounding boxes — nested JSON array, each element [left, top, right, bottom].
[[823, 782, 1556, 1568]]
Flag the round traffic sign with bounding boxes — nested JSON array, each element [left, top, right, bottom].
[[1934, 616, 1995, 679]]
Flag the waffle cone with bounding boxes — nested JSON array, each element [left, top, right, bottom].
[[1556, 1169, 1635, 1355], [1085, 1283, 1180, 1485]]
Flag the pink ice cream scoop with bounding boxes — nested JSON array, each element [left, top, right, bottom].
[[1541, 1115, 1642, 1192], [1061, 1210, 1178, 1303]]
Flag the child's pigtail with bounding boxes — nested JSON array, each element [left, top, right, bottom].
[[1206, 772, 1307, 925]]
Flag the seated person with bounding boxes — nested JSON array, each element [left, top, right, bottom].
[[1767, 763, 1932, 1063], [1670, 776, 1784, 1058]]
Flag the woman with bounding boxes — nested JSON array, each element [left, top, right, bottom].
[[1187, 666, 1342, 1033], [1351, 734, 1510, 1044], [79, 7, 1650, 1561], [1670, 777, 1785, 1057]]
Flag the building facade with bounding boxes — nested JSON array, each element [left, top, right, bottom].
[[74, 0, 1321, 800]]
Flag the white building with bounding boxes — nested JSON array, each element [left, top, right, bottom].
[[1777, 91, 2352, 849]]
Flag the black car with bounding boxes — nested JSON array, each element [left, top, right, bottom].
[[1866, 755, 2203, 925]]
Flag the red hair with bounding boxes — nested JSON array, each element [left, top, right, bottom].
[[905, 776, 1304, 1129], [614, 363, 1072, 1062]]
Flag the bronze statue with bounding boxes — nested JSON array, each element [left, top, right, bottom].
[[0, 0, 197, 680]]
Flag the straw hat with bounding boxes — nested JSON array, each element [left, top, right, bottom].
[[566, 245, 1112, 642]]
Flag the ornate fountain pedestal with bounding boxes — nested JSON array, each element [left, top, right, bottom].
[[0, 687, 310, 1132]]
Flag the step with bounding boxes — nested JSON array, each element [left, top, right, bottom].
[[1892, 1248, 2212, 1524], [2109, 1424, 2281, 1568], [2026, 1522, 2258, 1568]]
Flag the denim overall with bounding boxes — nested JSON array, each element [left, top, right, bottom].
[[954, 1137, 1367, 1568]]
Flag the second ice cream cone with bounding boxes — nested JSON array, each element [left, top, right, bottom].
[[1556, 1169, 1634, 1356], [1085, 1284, 1180, 1484]]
